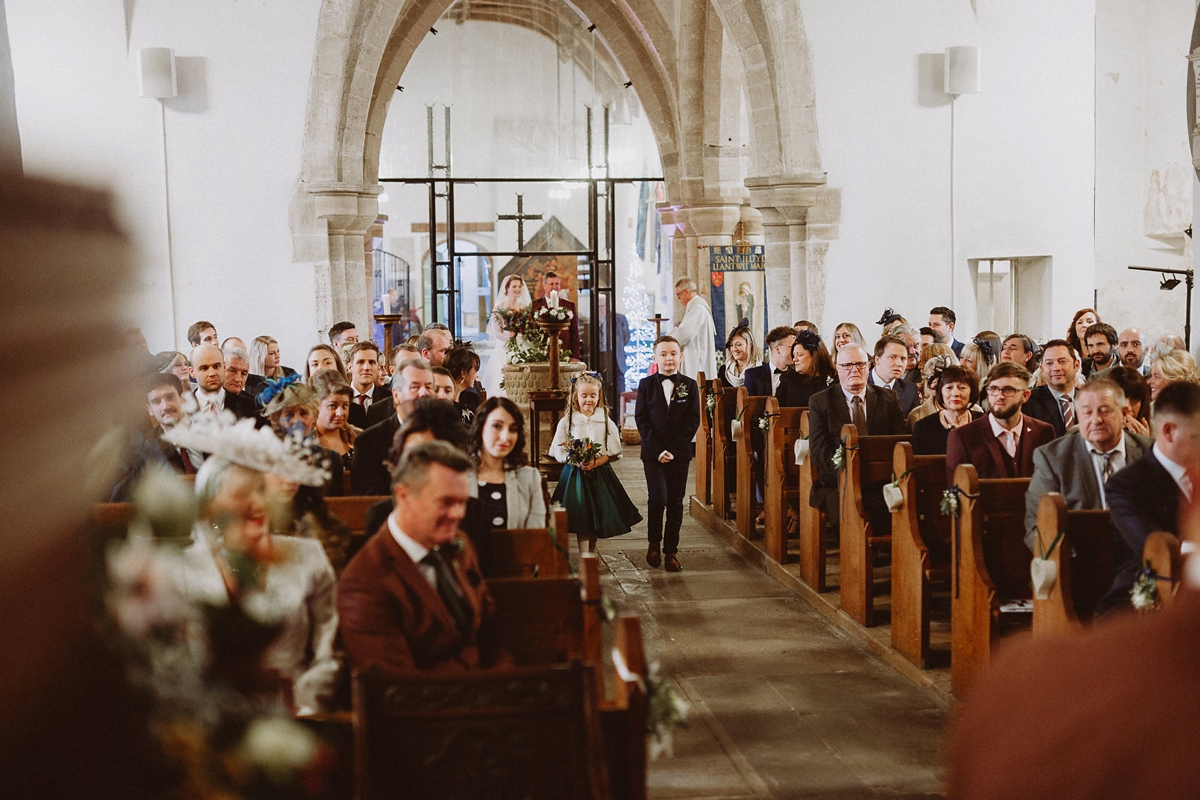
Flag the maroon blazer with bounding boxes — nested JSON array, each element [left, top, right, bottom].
[[945, 413, 1055, 484], [338, 523, 503, 675], [530, 297, 581, 360], [950, 588, 1200, 799]]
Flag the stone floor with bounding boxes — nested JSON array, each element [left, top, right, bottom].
[[585, 453, 948, 799]]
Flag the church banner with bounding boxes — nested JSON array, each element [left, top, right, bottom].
[[709, 245, 766, 352]]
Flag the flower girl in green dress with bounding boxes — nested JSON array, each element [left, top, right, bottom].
[[550, 372, 643, 552]]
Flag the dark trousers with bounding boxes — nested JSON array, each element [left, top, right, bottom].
[[643, 456, 691, 554]]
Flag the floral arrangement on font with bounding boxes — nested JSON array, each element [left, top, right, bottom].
[[494, 307, 570, 365], [537, 305, 574, 323]]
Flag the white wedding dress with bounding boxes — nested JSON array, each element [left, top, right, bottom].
[[479, 277, 531, 398]]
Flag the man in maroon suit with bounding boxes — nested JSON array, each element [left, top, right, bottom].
[[530, 271, 581, 361], [338, 441, 506, 674], [945, 361, 1054, 483]]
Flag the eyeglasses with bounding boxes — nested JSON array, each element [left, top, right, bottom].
[[986, 385, 1024, 398], [837, 362, 869, 372]]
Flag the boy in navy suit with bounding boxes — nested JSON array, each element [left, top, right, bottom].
[[636, 336, 701, 572]]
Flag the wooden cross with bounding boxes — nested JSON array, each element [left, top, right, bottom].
[[648, 314, 669, 338], [496, 194, 543, 250]]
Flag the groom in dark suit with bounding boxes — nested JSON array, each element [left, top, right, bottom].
[[636, 336, 701, 572], [807, 343, 906, 533], [529, 271, 581, 361]]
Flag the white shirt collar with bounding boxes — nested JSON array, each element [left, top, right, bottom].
[[841, 386, 867, 405], [1153, 442, 1190, 491], [1047, 385, 1075, 404], [870, 369, 894, 390], [196, 386, 226, 407], [388, 512, 430, 564], [1087, 435, 1126, 459]]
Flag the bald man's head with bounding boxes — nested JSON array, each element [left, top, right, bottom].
[[1117, 327, 1147, 370], [190, 344, 225, 393]]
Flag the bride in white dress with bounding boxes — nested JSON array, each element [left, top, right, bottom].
[[479, 274, 531, 398]]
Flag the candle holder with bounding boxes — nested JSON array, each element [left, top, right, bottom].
[[535, 316, 572, 389]]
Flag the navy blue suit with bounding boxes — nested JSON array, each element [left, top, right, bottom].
[[635, 372, 700, 554], [1023, 385, 1073, 439], [867, 372, 921, 416], [1100, 448, 1183, 613], [743, 363, 785, 398]]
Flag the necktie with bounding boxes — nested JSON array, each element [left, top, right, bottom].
[[851, 396, 867, 437], [999, 430, 1016, 458], [422, 549, 472, 635], [1060, 395, 1075, 428], [1101, 451, 1116, 484], [179, 447, 196, 475], [355, 393, 367, 407]]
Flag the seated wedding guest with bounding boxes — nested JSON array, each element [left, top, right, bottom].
[[907, 353, 955, 429], [260, 374, 345, 496], [187, 319, 219, 348], [808, 343, 906, 535], [328, 320, 358, 347], [1100, 380, 1200, 613], [745, 325, 796, 398], [1066, 307, 1100, 366], [1082, 322, 1119, 376], [1106, 365, 1152, 436], [1023, 339, 1080, 437], [718, 324, 758, 389], [304, 343, 348, 384], [351, 358, 435, 495], [466, 397, 546, 531], [929, 306, 964, 357], [154, 350, 192, 384], [444, 346, 482, 413], [250, 335, 297, 380], [310, 369, 358, 477], [1148, 347, 1199, 401], [1107, 326, 1149, 376], [876, 307, 908, 338], [794, 320, 819, 335], [263, 464, 354, 574], [946, 362, 1053, 486], [867, 334, 921, 415], [1000, 333, 1038, 372], [432, 367, 456, 401], [911, 365, 982, 455], [1160, 333, 1187, 351], [418, 326, 454, 367], [919, 326, 937, 350], [362, 344, 426, 426], [222, 345, 254, 403], [345, 341, 389, 429], [1023, 377, 1151, 552], [890, 323, 923, 383], [361, 399, 471, 546], [168, 421, 339, 714], [192, 343, 256, 419], [831, 321, 865, 356], [779, 329, 836, 408], [108, 373, 205, 500], [339, 441, 506, 674], [958, 333, 999, 388]]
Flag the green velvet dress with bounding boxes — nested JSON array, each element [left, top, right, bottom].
[[552, 461, 643, 539]]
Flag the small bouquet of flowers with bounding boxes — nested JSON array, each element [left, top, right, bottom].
[[537, 304, 574, 323], [566, 437, 602, 468]]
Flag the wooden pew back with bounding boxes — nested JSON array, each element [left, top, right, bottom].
[[695, 373, 712, 505], [838, 425, 911, 626], [353, 662, 610, 800], [797, 410, 827, 591], [326, 495, 387, 537], [1032, 493, 1114, 635], [1143, 531, 1184, 608], [483, 509, 571, 580], [951, 465, 1032, 697], [711, 386, 740, 519], [736, 387, 770, 538], [890, 444, 951, 668], [489, 553, 603, 669], [763, 399, 805, 563]]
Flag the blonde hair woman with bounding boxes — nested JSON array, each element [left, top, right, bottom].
[[832, 322, 866, 355], [1147, 348, 1199, 401], [250, 335, 296, 379]]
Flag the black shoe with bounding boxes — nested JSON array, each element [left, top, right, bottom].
[[664, 554, 682, 572], [646, 543, 662, 568]]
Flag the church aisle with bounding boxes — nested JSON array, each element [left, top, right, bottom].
[[592, 453, 947, 799]]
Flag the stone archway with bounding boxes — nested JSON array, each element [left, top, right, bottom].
[[292, 0, 683, 338]]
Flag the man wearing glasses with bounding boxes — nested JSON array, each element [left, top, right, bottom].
[[807, 343, 906, 535], [946, 362, 1055, 485]]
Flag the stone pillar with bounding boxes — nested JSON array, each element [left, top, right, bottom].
[[304, 183, 381, 340], [745, 174, 840, 330]]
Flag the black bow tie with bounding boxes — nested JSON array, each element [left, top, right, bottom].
[[774, 368, 785, 375]]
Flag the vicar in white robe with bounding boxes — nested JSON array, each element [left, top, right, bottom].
[[672, 277, 719, 381]]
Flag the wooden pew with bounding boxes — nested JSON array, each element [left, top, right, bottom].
[[838, 425, 910, 627], [1031, 494, 1115, 636], [889, 443, 952, 669], [483, 509, 572, 580], [325, 495, 388, 537], [763, 398, 805, 564], [735, 387, 770, 540], [695, 373, 712, 506], [601, 615, 648, 800], [353, 661, 612, 800], [950, 465, 1032, 698], [711, 385, 739, 521], [797, 410, 828, 591], [1143, 531, 1184, 609]]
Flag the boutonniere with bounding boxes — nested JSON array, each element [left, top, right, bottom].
[[672, 382, 690, 402], [441, 537, 466, 567]]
